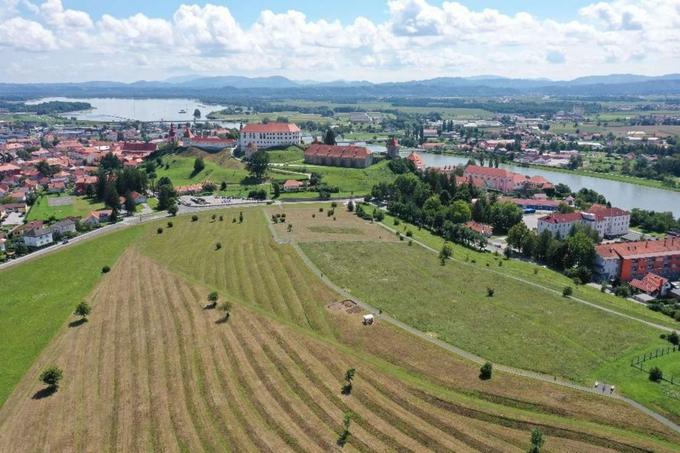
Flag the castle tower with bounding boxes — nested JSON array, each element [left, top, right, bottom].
[[386, 136, 400, 159]]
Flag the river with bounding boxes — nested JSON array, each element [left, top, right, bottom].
[[413, 152, 680, 217], [26, 97, 235, 124]]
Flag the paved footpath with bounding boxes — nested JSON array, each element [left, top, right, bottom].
[[266, 210, 680, 435]]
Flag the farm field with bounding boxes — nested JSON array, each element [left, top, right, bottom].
[[4, 246, 676, 451], [26, 194, 105, 222], [0, 226, 142, 405], [0, 207, 679, 451]]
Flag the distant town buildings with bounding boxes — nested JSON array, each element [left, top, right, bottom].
[[461, 165, 554, 194], [239, 123, 301, 155]]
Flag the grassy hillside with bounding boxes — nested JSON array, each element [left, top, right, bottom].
[[154, 154, 250, 186], [26, 195, 105, 222], [1, 206, 680, 450], [0, 227, 141, 405]]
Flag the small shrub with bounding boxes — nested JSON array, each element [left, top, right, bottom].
[[486, 287, 495, 297], [319, 207, 324, 212], [157, 227, 163, 234], [211, 214, 216, 220], [40, 366, 63, 389], [331, 202, 338, 208], [533, 268, 539, 275], [215, 242, 222, 250], [232, 218, 236, 223], [405, 230, 413, 237], [649, 366, 663, 382], [191, 215, 198, 222], [393, 218, 400, 226], [479, 362, 492, 380], [312, 214, 316, 218], [668, 331, 679, 346], [74, 301, 91, 320], [167, 221, 173, 228], [101, 265, 111, 273], [408, 240, 413, 246], [562, 286, 573, 297], [219, 215, 224, 221]]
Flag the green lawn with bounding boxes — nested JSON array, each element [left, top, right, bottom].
[[0, 227, 141, 405], [371, 209, 679, 329], [155, 155, 251, 186], [281, 160, 396, 196], [267, 146, 305, 163], [26, 195, 105, 221]]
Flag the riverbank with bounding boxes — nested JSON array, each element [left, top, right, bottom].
[[428, 150, 680, 194]]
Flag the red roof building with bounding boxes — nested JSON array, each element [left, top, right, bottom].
[[630, 273, 670, 297], [406, 151, 425, 170], [239, 122, 301, 153], [304, 144, 373, 168], [595, 237, 680, 282]]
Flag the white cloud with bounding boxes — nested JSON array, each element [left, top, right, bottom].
[[0, 0, 679, 82], [0, 16, 56, 51]]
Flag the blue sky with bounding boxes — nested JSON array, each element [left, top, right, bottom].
[[62, 0, 596, 24], [1, 0, 678, 83]]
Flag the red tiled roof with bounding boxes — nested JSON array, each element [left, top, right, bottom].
[[539, 212, 583, 224], [283, 179, 304, 189], [596, 238, 680, 260], [464, 165, 510, 178], [630, 273, 668, 294], [123, 142, 156, 152], [406, 152, 424, 169], [587, 204, 630, 219], [305, 144, 371, 160], [464, 221, 493, 236], [242, 123, 300, 133]]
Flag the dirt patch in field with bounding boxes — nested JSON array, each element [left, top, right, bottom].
[[327, 299, 362, 314], [267, 204, 398, 243]]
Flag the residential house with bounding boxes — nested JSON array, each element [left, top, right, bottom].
[[128, 191, 147, 205], [50, 218, 77, 236], [406, 151, 425, 171], [464, 221, 493, 237], [282, 179, 305, 192], [630, 273, 672, 298], [23, 227, 53, 248]]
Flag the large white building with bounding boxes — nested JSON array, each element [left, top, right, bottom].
[[537, 204, 630, 240], [23, 227, 53, 248], [239, 123, 301, 156]]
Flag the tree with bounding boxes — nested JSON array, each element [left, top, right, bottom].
[[507, 222, 530, 251], [192, 157, 205, 176], [193, 108, 201, 120], [206, 291, 219, 309], [562, 286, 573, 297], [479, 362, 493, 380], [323, 128, 336, 145], [668, 331, 679, 346], [124, 191, 136, 214], [342, 368, 356, 395], [239, 211, 244, 223], [40, 366, 63, 389], [439, 243, 453, 265], [219, 301, 233, 322], [168, 203, 178, 216], [564, 232, 596, 270], [347, 200, 354, 212], [649, 366, 663, 382], [245, 150, 270, 180], [338, 412, 353, 447], [157, 183, 177, 211], [74, 302, 91, 321], [486, 287, 495, 297], [528, 428, 545, 453], [272, 182, 280, 198], [489, 202, 523, 235]]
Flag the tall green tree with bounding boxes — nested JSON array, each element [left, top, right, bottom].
[[323, 128, 336, 145], [245, 150, 270, 180]]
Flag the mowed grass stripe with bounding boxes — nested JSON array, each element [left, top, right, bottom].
[[171, 274, 245, 451], [218, 325, 310, 452], [155, 262, 217, 451], [265, 323, 419, 452], [232, 315, 337, 450], [135, 261, 179, 452], [245, 315, 385, 452], [164, 268, 231, 451], [317, 347, 470, 452]]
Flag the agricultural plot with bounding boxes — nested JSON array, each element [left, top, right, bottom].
[[1, 237, 678, 451]]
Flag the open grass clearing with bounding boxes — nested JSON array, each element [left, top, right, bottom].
[[0, 226, 141, 405], [26, 194, 105, 221], [154, 154, 250, 186]]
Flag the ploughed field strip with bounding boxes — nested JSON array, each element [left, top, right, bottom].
[[0, 249, 635, 452]]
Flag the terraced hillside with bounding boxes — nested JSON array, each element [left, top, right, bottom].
[[1, 207, 680, 451]]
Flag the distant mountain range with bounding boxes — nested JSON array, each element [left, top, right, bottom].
[[2, 73, 680, 99]]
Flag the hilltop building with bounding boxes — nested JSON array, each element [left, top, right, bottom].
[[386, 137, 400, 159], [239, 122, 301, 153]]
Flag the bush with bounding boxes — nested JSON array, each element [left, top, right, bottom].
[[486, 287, 495, 297], [649, 366, 663, 382], [373, 210, 385, 221], [331, 202, 338, 208], [393, 218, 400, 226], [479, 362, 492, 380], [157, 227, 163, 234], [191, 215, 198, 222], [101, 265, 110, 273], [167, 221, 173, 228], [219, 215, 224, 221], [40, 366, 63, 389], [215, 242, 222, 250], [74, 302, 91, 320], [562, 286, 573, 297], [405, 230, 413, 237], [669, 331, 680, 346]]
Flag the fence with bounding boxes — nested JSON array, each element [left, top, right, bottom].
[[631, 345, 680, 386]]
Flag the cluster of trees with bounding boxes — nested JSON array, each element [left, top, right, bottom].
[[87, 153, 149, 217], [630, 208, 679, 233], [0, 100, 90, 115], [621, 154, 680, 184], [507, 222, 598, 282], [370, 169, 523, 249]]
